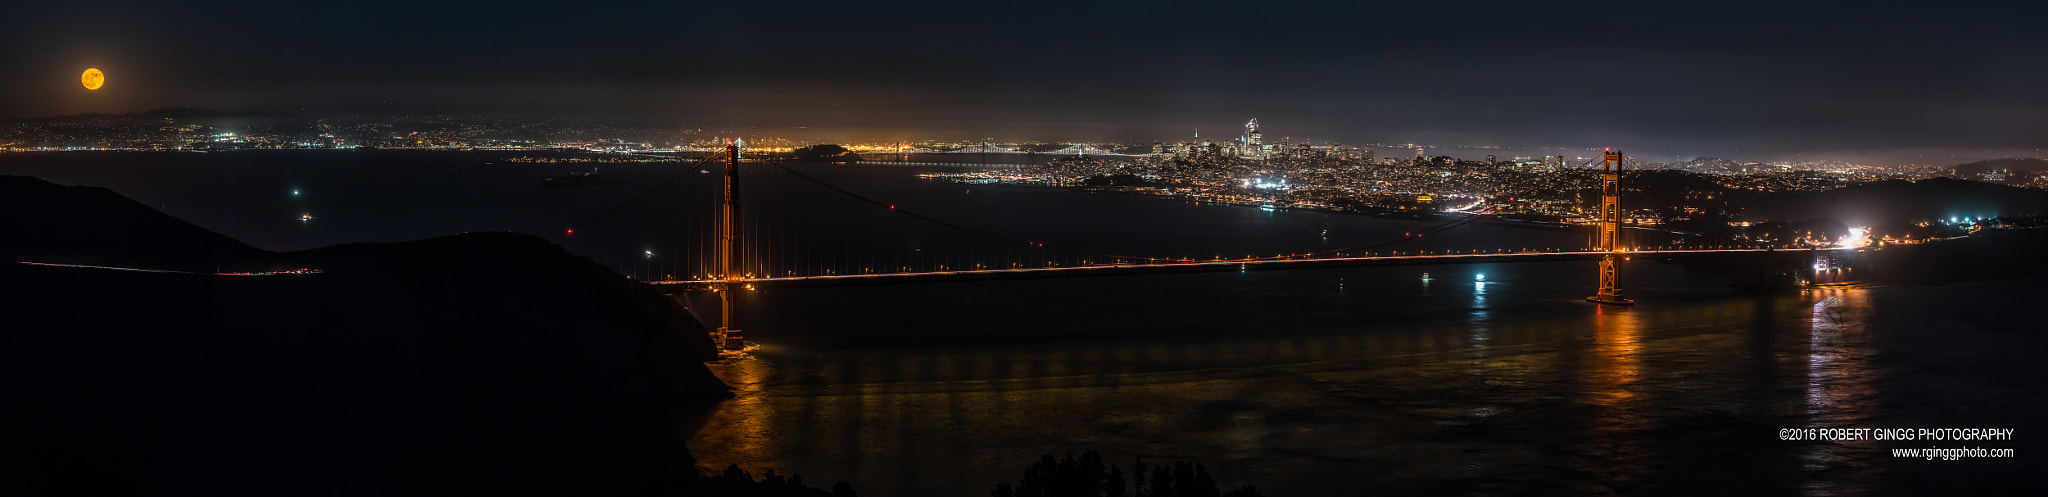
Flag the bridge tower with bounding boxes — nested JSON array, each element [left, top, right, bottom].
[[1588, 149, 1634, 305], [719, 142, 746, 349]]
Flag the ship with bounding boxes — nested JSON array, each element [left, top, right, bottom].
[[540, 169, 625, 187]]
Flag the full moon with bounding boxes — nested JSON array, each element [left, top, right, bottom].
[[81, 68, 104, 90]]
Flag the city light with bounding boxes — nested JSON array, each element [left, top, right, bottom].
[[1840, 227, 1871, 249]]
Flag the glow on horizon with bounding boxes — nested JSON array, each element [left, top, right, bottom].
[[1840, 227, 1871, 249]]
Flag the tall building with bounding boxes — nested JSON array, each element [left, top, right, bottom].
[[1242, 118, 1264, 159]]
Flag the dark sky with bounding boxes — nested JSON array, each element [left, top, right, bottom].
[[6, 1, 2045, 152]]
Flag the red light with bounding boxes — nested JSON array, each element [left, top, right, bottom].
[[565, 229, 574, 235], [889, 205, 896, 209]]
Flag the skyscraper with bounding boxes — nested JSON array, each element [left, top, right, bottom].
[[1244, 118, 1263, 159]]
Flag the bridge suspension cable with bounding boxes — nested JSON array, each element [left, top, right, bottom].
[[556, 153, 721, 237], [555, 148, 1649, 281]]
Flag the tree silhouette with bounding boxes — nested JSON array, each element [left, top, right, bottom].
[[690, 464, 854, 497], [992, 452, 1263, 497]]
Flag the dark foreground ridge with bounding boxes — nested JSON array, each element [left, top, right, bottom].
[[0, 175, 273, 273], [1, 175, 734, 495]]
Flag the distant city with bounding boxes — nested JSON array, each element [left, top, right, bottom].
[[6, 109, 2045, 245], [4, 109, 2033, 172]]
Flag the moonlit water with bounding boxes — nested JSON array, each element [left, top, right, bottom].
[[4, 151, 2039, 495]]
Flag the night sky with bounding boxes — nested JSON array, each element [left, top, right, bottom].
[[6, 1, 2045, 152]]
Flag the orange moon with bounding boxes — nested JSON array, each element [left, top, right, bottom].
[[81, 68, 104, 90]]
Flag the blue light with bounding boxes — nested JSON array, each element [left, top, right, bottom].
[[1475, 273, 1485, 281]]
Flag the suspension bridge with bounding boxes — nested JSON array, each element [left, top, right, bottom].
[[551, 143, 1858, 349]]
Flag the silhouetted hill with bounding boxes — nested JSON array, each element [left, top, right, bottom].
[[0, 175, 275, 272], [792, 144, 860, 162], [1742, 178, 2048, 225], [1953, 157, 2048, 176], [1, 176, 731, 496]]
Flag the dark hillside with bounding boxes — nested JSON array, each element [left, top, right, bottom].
[[1, 175, 274, 272], [1, 176, 730, 496], [1741, 178, 2048, 226], [1952, 157, 2048, 176]]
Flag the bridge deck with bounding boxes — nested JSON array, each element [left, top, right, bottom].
[[648, 248, 1843, 290]]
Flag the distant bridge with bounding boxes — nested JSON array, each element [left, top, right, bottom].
[[550, 145, 1846, 349], [644, 247, 1841, 290]]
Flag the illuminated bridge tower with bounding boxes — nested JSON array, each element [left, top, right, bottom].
[[1588, 148, 1635, 306], [719, 141, 746, 349]]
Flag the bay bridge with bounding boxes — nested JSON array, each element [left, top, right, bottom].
[[556, 143, 1860, 350]]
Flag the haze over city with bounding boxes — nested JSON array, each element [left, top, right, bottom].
[[7, 1, 2045, 157]]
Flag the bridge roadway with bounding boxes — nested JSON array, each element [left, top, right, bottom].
[[648, 247, 1849, 291]]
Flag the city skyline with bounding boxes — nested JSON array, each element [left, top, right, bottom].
[[9, 107, 2043, 169], [6, 1, 2044, 154]]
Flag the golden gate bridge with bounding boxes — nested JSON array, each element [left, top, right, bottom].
[[552, 143, 1858, 350]]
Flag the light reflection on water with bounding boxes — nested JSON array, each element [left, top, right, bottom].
[[685, 279, 1941, 496], [681, 278, 2048, 496], [1800, 287, 1881, 497], [1, 149, 2024, 494], [1572, 304, 1648, 493]]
